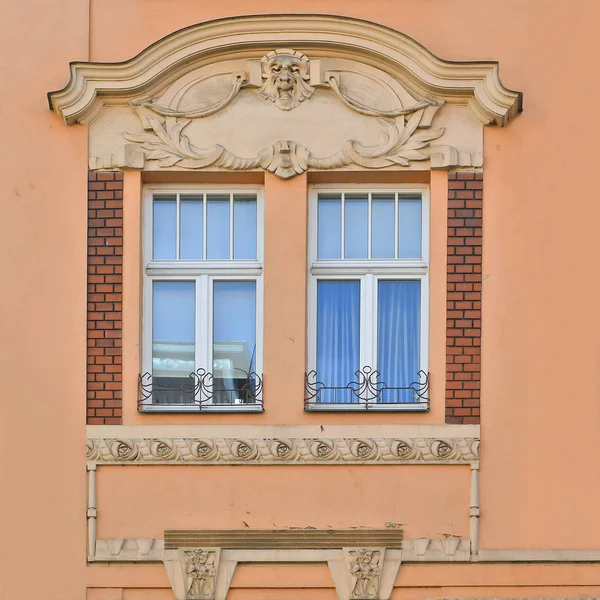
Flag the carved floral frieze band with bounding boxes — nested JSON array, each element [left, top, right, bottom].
[[86, 436, 480, 465]]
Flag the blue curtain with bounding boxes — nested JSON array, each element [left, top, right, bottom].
[[317, 281, 360, 403], [377, 281, 420, 403]]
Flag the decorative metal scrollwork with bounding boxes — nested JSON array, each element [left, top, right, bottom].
[[138, 369, 263, 410], [305, 368, 428, 410]]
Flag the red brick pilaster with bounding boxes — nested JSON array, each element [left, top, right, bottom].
[[87, 171, 123, 424], [445, 172, 482, 424]]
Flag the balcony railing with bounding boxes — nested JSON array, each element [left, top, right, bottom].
[[138, 369, 263, 411], [304, 367, 429, 411]]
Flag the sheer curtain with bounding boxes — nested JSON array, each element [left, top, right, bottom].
[[317, 280, 360, 403], [377, 280, 420, 403]]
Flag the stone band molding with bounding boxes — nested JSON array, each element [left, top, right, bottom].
[[92, 537, 600, 564], [86, 435, 480, 465]]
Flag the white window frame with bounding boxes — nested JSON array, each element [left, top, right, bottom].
[[307, 184, 429, 411], [141, 184, 264, 412]]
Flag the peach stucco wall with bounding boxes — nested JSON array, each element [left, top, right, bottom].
[[0, 2, 89, 600], [96, 465, 469, 539], [2, 2, 600, 600]]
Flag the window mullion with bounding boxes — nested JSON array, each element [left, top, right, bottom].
[[340, 193, 345, 259], [202, 194, 207, 260], [196, 275, 209, 377], [361, 273, 375, 371], [367, 192, 372, 259], [394, 192, 399, 259], [229, 193, 234, 259], [175, 193, 181, 260]]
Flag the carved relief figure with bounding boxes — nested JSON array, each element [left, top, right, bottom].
[[348, 549, 382, 599], [258, 48, 314, 110], [184, 549, 217, 599]]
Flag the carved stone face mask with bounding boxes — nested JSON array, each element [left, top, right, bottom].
[[258, 49, 314, 110]]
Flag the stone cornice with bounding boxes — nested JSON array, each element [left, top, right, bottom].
[[48, 14, 521, 126], [164, 529, 403, 550]]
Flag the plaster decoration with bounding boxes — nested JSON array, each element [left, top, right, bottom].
[[86, 436, 480, 465], [131, 73, 247, 119], [49, 16, 520, 178], [345, 549, 384, 599], [48, 15, 521, 126], [93, 538, 165, 562], [258, 49, 314, 110], [88, 143, 144, 170], [184, 549, 219, 599], [122, 110, 480, 179], [164, 548, 229, 600]]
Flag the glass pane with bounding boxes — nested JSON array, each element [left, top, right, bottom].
[[317, 195, 341, 259], [213, 281, 257, 404], [344, 194, 368, 259], [377, 280, 420, 403], [233, 194, 257, 259], [371, 194, 395, 259], [153, 195, 177, 259], [152, 281, 195, 404], [316, 280, 360, 403], [179, 195, 203, 259], [398, 198, 422, 258], [207, 194, 230, 259]]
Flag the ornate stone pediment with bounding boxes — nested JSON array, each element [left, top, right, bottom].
[[49, 15, 522, 178]]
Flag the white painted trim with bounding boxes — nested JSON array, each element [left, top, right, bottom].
[[141, 185, 264, 411], [307, 185, 429, 409]]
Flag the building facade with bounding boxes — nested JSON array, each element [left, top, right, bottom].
[[1, 2, 600, 600]]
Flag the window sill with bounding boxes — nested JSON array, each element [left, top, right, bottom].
[[304, 402, 429, 412], [138, 404, 264, 414]]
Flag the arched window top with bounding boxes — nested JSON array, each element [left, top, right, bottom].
[[48, 15, 522, 178]]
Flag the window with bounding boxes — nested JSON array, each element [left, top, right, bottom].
[[140, 187, 264, 412], [306, 187, 429, 411]]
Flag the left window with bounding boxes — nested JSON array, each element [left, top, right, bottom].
[[140, 187, 264, 412]]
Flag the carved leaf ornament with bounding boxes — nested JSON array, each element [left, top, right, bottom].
[[124, 111, 444, 179], [120, 48, 482, 178]]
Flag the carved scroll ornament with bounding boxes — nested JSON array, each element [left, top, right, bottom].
[[118, 49, 483, 178]]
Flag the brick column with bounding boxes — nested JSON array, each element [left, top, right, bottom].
[[445, 172, 482, 424], [87, 171, 123, 424]]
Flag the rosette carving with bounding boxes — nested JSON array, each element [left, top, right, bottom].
[[268, 438, 298, 460], [430, 439, 458, 461], [349, 439, 378, 461], [86, 439, 99, 461], [470, 439, 481, 460], [109, 439, 139, 461], [87, 436, 480, 465], [391, 438, 419, 460], [308, 439, 339, 461], [189, 439, 220, 461], [149, 438, 179, 461], [230, 439, 258, 461]]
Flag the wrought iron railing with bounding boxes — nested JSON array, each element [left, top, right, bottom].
[[138, 369, 263, 410], [305, 367, 429, 410]]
